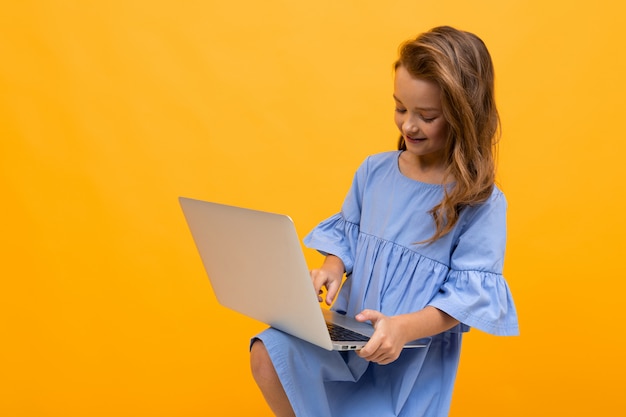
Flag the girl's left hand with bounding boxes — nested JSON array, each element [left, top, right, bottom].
[[354, 309, 407, 365]]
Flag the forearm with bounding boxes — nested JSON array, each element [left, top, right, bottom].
[[321, 254, 345, 275], [355, 306, 460, 364], [395, 306, 459, 341]]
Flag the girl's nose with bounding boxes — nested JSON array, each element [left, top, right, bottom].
[[403, 118, 419, 136]]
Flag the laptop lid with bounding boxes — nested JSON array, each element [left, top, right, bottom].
[[179, 197, 337, 350]]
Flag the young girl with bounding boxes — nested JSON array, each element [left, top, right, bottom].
[[250, 26, 519, 417]]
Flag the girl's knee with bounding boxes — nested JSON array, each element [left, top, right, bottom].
[[250, 339, 268, 361], [250, 339, 275, 381]]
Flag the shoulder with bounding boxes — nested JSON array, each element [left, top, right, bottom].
[[466, 185, 506, 210], [356, 151, 400, 174], [363, 150, 400, 165], [488, 185, 507, 209], [458, 185, 507, 230]]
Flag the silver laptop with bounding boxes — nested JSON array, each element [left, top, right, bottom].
[[179, 197, 429, 351]]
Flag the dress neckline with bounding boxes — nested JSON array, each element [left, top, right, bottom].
[[395, 151, 446, 189]]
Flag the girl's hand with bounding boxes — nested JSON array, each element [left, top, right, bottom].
[[310, 255, 345, 306], [355, 309, 408, 365], [310, 267, 343, 306]]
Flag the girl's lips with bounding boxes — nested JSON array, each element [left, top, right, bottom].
[[406, 136, 426, 142]]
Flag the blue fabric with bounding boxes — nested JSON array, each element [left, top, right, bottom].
[[254, 151, 519, 416]]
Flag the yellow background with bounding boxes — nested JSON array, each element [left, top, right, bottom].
[[1, 0, 625, 415]]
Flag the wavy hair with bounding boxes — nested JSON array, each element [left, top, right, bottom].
[[396, 26, 500, 243]]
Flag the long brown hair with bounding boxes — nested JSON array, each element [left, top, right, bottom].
[[396, 26, 500, 243]]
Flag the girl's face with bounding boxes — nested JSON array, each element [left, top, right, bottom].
[[393, 65, 449, 165]]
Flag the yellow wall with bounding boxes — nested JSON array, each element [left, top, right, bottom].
[[1, 1, 625, 415]]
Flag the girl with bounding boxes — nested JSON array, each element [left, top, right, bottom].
[[250, 26, 519, 417]]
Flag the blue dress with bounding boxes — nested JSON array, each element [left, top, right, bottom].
[[254, 151, 519, 417]]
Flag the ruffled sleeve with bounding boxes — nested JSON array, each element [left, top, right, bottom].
[[303, 213, 359, 275], [428, 189, 519, 336], [303, 159, 368, 275]]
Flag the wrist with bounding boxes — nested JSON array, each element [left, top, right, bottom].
[[323, 254, 345, 276], [394, 314, 417, 344]]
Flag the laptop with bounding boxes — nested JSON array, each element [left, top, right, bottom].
[[179, 197, 429, 351]]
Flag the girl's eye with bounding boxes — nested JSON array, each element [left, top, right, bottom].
[[422, 116, 436, 123], [395, 108, 407, 114]]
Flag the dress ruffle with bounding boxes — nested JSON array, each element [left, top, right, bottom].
[[429, 269, 519, 336]]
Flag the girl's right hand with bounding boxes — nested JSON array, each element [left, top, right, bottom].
[[309, 255, 345, 306]]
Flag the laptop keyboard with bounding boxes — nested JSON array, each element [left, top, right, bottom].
[[326, 322, 370, 342]]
